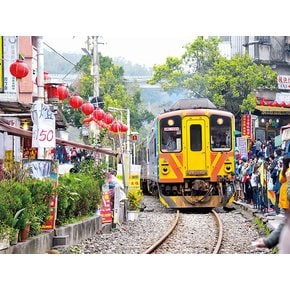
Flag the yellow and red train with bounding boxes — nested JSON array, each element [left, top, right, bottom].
[[139, 98, 236, 209]]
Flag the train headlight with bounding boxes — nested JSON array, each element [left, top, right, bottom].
[[224, 164, 232, 173], [161, 166, 170, 175]]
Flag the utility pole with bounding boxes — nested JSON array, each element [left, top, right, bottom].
[[36, 36, 44, 103], [90, 36, 104, 108], [93, 36, 100, 107]]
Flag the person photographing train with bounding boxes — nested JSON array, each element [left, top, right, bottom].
[[252, 155, 290, 253]]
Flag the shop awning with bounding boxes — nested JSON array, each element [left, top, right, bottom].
[[0, 118, 118, 157], [254, 105, 290, 115]]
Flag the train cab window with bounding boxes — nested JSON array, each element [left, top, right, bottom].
[[160, 116, 182, 152], [210, 115, 232, 151], [190, 125, 202, 151]]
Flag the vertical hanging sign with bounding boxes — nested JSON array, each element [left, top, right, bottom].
[[31, 100, 56, 148], [3, 36, 18, 98], [241, 114, 252, 139], [0, 36, 3, 92]]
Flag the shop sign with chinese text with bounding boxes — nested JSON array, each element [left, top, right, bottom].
[[31, 101, 56, 148]]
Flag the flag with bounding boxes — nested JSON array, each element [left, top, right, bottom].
[[267, 190, 276, 205]]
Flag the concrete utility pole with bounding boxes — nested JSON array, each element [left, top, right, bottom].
[[91, 36, 104, 108], [36, 36, 44, 102], [93, 36, 100, 107]]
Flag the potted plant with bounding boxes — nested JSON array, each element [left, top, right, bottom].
[[127, 189, 143, 221], [11, 208, 26, 245]]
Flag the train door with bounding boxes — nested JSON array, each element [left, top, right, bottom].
[[185, 118, 207, 174]]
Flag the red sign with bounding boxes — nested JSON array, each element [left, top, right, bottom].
[[100, 189, 112, 224], [41, 195, 58, 230], [241, 114, 252, 139]]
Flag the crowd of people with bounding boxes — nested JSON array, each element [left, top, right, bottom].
[[54, 145, 95, 164], [234, 138, 290, 253]]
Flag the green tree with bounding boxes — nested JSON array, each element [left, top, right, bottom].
[[63, 53, 154, 140], [206, 53, 277, 116], [148, 36, 277, 119]]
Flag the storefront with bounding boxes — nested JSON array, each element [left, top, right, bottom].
[[253, 105, 290, 141]]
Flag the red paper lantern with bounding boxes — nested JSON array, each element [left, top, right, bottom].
[[120, 123, 128, 132], [81, 102, 94, 115], [109, 121, 121, 133], [35, 72, 51, 89], [272, 101, 278, 107], [83, 116, 93, 123], [69, 94, 83, 109], [57, 85, 70, 101], [9, 59, 29, 79], [103, 112, 114, 124], [46, 85, 59, 102], [97, 120, 107, 129], [93, 108, 105, 121], [280, 101, 286, 107]]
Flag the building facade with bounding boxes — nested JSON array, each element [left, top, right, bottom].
[[218, 36, 290, 143]]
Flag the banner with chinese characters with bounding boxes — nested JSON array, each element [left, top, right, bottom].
[[2, 36, 18, 99], [0, 36, 3, 92], [277, 75, 290, 90], [100, 184, 113, 224], [128, 165, 141, 194], [241, 114, 252, 139], [31, 100, 56, 148]]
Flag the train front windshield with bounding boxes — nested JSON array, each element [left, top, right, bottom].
[[160, 116, 182, 152], [210, 115, 232, 151]]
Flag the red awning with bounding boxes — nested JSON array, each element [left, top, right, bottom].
[[0, 118, 117, 157]]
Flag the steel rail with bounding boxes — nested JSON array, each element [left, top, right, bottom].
[[142, 210, 180, 254], [211, 209, 223, 254]]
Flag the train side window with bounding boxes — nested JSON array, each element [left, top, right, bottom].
[[190, 125, 202, 151], [210, 115, 232, 151]]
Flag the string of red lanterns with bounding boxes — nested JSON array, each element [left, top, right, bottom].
[[81, 107, 128, 133], [9, 60, 128, 133], [258, 98, 290, 108]]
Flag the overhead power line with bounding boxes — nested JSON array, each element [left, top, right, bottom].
[[43, 41, 77, 67]]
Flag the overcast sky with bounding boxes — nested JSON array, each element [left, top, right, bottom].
[[43, 35, 195, 67], [3, 1, 288, 68]]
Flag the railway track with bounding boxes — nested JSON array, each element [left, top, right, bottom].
[[142, 209, 224, 254], [59, 195, 273, 254]]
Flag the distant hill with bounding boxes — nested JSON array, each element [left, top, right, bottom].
[[43, 49, 186, 117], [44, 49, 152, 77], [44, 50, 81, 75]]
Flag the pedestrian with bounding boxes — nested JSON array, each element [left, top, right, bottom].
[[277, 157, 290, 253], [278, 155, 290, 217], [250, 164, 261, 210], [255, 139, 262, 156], [70, 147, 78, 163]]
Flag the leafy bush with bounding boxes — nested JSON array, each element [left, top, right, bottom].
[[56, 172, 102, 225], [127, 189, 143, 211]]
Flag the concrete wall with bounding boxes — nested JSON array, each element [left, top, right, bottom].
[[0, 216, 102, 254]]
